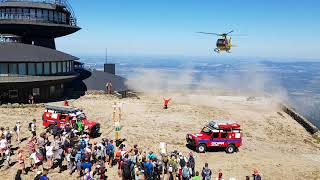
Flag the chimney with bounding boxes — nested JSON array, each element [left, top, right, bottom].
[[104, 48, 115, 74]]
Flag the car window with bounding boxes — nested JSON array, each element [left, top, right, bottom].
[[201, 127, 211, 135], [221, 133, 228, 138], [212, 132, 219, 139]]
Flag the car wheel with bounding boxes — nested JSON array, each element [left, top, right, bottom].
[[196, 144, 206, 153], [226, 144, 236, 153]]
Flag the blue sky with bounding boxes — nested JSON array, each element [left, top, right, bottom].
[[56, 0, 320, 60]]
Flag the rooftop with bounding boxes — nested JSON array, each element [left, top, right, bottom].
[[0, 43, 79, 62]]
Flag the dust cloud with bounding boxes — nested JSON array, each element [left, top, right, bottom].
[[125, 63, 288, 105]]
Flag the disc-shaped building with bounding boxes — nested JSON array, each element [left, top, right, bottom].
[[0, 0, 81, 103]]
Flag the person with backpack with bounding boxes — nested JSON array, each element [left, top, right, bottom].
[[188, 152, 195, 177], [14, 121, 21, 143], [201, 163, 212, 180], [181, 165, 191, 180], [121, 158, 132, 180], [143, 159, 154, 180], [168, 155, 178, 180], [106, 140, 115, 167], [30, 119, 37, 137], [4, 127, 13, 145]]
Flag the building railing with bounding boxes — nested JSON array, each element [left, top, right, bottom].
[[0, 0, 77, 26], [0, 0, 66, 6], [0, 12, 77, 26]]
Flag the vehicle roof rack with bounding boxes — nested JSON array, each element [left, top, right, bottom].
[[45, 104, 79, 113]]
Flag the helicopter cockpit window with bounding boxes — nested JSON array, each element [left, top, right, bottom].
[[217, 39, 226, 45]]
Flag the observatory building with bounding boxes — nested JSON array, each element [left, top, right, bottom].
[[0, 0, 81, 103]]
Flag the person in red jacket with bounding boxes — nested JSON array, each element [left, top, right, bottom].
[[64, 99, 69, 106], [163, 98, 171, 109]]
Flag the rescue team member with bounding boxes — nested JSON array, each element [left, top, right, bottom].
[[64, 99, 69, 106], [163, 98, 172, 109]]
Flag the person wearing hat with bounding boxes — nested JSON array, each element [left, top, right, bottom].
[[14, 121, 21, 143]]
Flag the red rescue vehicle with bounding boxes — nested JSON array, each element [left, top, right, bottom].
[[42, 105, 100, 137], [186, 120, 242, 153]]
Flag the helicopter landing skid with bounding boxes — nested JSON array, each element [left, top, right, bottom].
[[214, 48, 220, 53]]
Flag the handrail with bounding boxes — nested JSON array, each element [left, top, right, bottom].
[[0, 11, 77, 26], [0, 0, 77, 25], [0, 0, 66, 6]]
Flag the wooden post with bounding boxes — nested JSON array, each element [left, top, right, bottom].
[[118, 102, 122, 122], [112, 102, 117, 123]]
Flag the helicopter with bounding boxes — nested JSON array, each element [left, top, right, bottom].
[[197, 30, 235, 53]]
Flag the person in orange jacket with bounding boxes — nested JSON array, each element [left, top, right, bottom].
[[163, 98, 171, 109]]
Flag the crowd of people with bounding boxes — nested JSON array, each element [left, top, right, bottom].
[[0, 118, 262, 180]]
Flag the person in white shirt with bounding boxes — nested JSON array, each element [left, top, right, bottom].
[[14, 121, 21, 143], [31, 119, 37, 137], [29, 149, 43, 171], [45, 142, 54, 168], [0, 136, 7, 159]]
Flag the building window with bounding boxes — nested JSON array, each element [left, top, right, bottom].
[[62, 61, 67, 73], [0, 63, 8, 76], [51, 62, 57, 74], [49, 86, 55, 96], [32, 88, 40, 96], [66, 61, 70, 72], [9, 90, 18, 98], [17, 8, 22, 19], [30, 9, 36, 19], [43, 9, 48, 21], [62, 13, 66, 23], [57, 62, 62, 73], [36, 9, 42, 19], [36, 63, 43, 75], [28, 63, 36, 75], [9, 63, 17, 75], [18, 63, 26, 75], [23, 8, 29, 19], [44, 62, 50, 75], [49, 10, 53, 21]]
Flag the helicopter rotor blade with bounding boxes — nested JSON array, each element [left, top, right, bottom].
[[226, 30, 234, 35], [196, 32, 221, 36]]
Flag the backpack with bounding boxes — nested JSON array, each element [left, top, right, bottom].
[[79, 140, 86, 149], [13, 125, 17, 132], [202, 168, 211, 180], [36, 152, 44, 161], [168, 165, 173, 173], [182, 167, 190, 178], [106, 144, 114, 155], [28, 123, 32, 131], [115, 151, 121, 161], [179, 158, 186, 167], [5, 132, 12, 140], [122, 162, 131, 178], [188, 156, 195, 168]]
